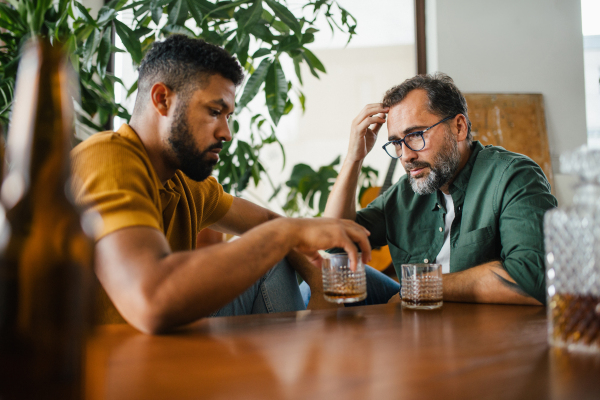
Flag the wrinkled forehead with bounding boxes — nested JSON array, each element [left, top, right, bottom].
[[387, 89, 436, 138]]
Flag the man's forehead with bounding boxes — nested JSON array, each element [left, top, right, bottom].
[[191, 75, 236, 108], [387, 89, 435, 135]]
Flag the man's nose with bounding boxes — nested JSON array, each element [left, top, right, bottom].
[[402, 143, 418, 163], [217, 119, 232, 142]]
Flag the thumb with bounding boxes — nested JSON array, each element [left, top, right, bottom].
[[306, 251, 323, 268]]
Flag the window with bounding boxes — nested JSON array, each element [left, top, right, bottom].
[[581, 0, 600, 148]]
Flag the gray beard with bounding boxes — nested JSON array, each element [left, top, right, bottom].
[[407, 131, 461, 195]]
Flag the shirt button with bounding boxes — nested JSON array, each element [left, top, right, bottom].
[[439, 227, 443, 232], [424, 259, 429, 263]]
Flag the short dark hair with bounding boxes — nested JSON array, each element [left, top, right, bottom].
[[134, 35, 244, 112], [383, 73, 472, 144]]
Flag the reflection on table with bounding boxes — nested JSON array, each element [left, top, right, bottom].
[[86, 303, 600, 400]]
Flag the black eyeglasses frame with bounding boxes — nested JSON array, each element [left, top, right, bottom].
[[382, 114, 457, 159]]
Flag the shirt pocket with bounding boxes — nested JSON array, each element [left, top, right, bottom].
[[458, 226, 494, 247]]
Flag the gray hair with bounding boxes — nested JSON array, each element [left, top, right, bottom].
[[383, 73, 472, 145]]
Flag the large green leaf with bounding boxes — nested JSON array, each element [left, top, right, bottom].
[[241, 0, 262, 32], [238, 57, 271, 109], [167, 0, 189, 25], [185, 0, 204, 26], [264, 59, 287, 125], [114, 20, 143, 64], [202, 0, 250, 21], [286, 163, 314, 188], [235, 33, 250, 67], [32, 0, 53, 33], [96, 7, 117, 28], [252, 48, 270, 59], [149, 0, 167, 24], [292, 54, 303, 85], [82, 28, 101, 72], [96, 27, 112, 79], [264, 0, 301, 40], [302, 47, 326, 73], [73, 2, 98, 27], [162, 24, 195, 36]]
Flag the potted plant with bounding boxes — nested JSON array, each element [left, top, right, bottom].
[[0, 0, 360, 197]]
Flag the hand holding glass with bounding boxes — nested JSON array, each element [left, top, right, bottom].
[[322, 253, 367, 303]]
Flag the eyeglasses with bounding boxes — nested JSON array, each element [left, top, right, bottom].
[[382, 115, 456, 159]]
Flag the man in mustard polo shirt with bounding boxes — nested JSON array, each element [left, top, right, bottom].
[[71, 35, 373, 334]]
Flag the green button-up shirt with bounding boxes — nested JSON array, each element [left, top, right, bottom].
[[356, 141, 557, 303]]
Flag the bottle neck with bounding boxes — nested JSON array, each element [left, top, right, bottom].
[[3, 40, 72, 209]]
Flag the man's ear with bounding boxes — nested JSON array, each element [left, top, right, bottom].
[[150, 82, 174, 117], [455, 114, 469, 142]]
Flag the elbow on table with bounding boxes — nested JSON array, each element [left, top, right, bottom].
[[120, 287, 188, 335], [131, 310, 172, 335]]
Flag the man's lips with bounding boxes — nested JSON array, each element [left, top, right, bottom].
[[409, 167, 426, 176], [206, 144, 223, 160]]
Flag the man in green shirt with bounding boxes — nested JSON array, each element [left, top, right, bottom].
[[324, 73, 556, 305]]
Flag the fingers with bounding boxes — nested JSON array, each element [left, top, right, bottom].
[[306, 251, 323, 269], [292, 218, 372, 272], [356, 115, 387, 135], [371, 113, 387, 136], [353, 103, 389, 126], [341, 221, 372, 267]]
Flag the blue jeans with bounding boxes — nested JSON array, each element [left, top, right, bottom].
[[299, 265, 400, 307], [210, 258, 305, 317]]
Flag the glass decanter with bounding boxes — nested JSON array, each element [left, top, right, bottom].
[[545, 146, 600, 352]]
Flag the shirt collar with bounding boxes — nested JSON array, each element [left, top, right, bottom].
[[117, 123, 177, 194], [448, 141, 485, 194], [428, 141, 484, 211]]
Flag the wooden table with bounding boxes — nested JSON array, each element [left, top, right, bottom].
[[85, 303, 600, 400]]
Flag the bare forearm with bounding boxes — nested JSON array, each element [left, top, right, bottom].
[[100, 216, 371, 333], [325, 103, 388, 220], [161, 222, 297, 319], [323, 158, 362, 220], [443, 262, 542, 305], [99, 220, 302, 333]]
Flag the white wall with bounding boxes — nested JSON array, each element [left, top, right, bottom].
[[583, 35, 600, 147], [246, 45, 416, 212], [426, 0, 587, 206], [81, 0, 103, 16]]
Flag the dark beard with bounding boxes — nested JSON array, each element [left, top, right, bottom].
[[404, 128, 461, 195], [167, 101, 222, 182]]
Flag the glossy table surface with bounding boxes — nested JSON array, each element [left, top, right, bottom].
[[85, 303, 600, 400]]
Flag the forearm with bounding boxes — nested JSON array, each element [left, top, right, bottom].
[[101, 219, 302, 333], [103, 216, 370, 333], [443, 262, 542, 305], [324, 103, 387, 220], [323, 158, 362, 220]]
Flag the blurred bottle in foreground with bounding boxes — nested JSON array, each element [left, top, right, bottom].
[[545, 146, 600, 353], [0, 39, 95, 399]]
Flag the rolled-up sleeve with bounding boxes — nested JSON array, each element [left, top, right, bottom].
[[497, 157, 557, 304]]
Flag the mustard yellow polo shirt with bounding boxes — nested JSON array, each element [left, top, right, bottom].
[[71, 124, 233, 323]]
